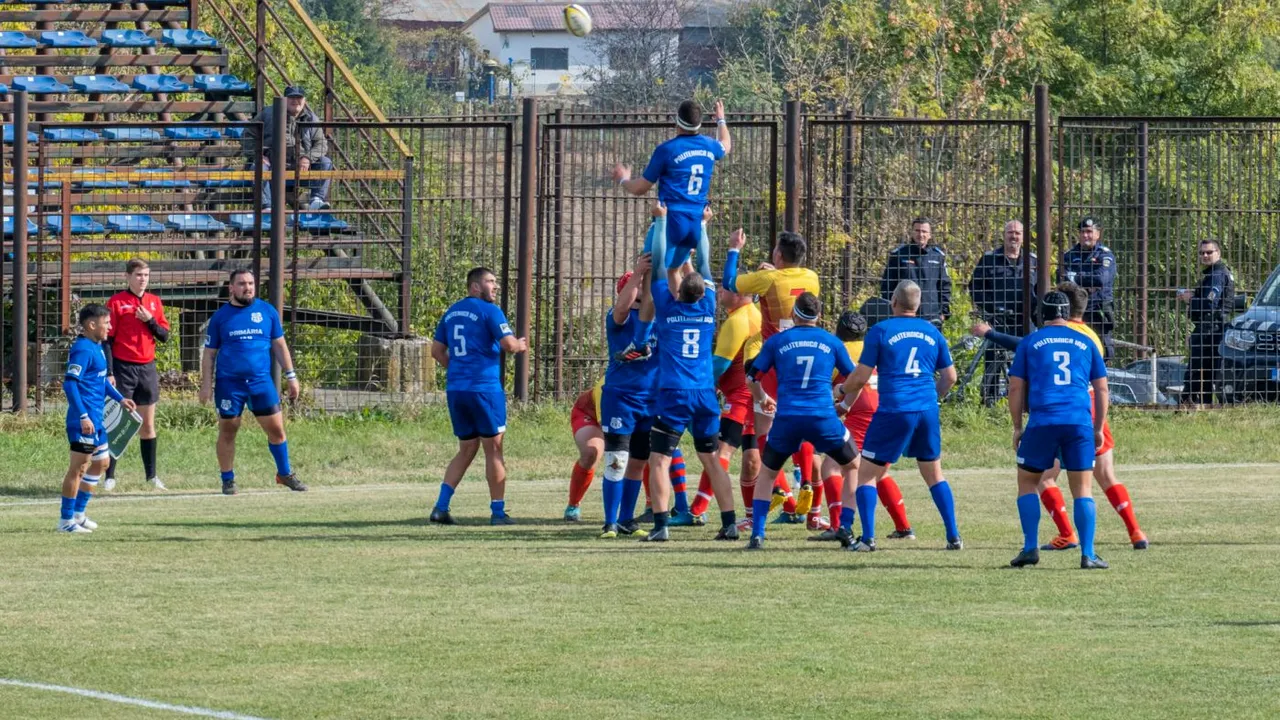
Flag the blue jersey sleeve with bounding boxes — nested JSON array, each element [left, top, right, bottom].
[[64, 345, 90, 417], [432, 319, 447, 344], [711, 139, 726, 160], [936, 332, 954, 370], [1009, 338, 1029, 380], [984, 328, 1022, 352], [641, 144, 667, 184], [751, 337, 775, 377], [269, 306, 284, 340], [833, 340, 855, 377], [858, 326, 881, 368], [203, 311, 222, 349], [1088, 341, 1107, 380], [484, 303, 514, 341]]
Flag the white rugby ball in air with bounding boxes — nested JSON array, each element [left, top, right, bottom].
[[564, 4, 593, 37]]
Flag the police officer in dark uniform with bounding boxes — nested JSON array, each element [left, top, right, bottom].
[[880, 216, 951, 322], [968, 219, 1036, 404], [1178, 239, 1234, 404], [1058, 216, 1117, 359]]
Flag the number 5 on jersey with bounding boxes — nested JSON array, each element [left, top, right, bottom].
[[453, 324, 468, 356]]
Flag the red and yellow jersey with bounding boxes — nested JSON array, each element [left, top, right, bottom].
[[591, 376, 604, 419], [1067, 319, 1104, 355], [834, 339, 879, 417], [715, 302, 763, 393], [733, 266, 821, 340]]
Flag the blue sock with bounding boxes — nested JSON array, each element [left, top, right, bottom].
[[221, 470, 235, 483], [268, 441, 292, 476], [602, 479, 622, 526], [856, 485, 877, 541], [60, 496, 75, 521], [1075, 497, 1098, 559], [840, 506, 855, 532], [490, 500, 505, 518], [930, 480, 960, 541], [674, 490, 690, 515], [619, 478, 643, 523], [434, 483, 455, 512], [74, 489, 91, 514], [1017, 493, 1041, 551], [751, 499, 770, 538]]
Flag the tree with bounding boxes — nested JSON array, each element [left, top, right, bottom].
[[579, 0, 696, 107]]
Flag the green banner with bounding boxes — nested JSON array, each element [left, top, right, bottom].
[[103, 398, 143, 460]]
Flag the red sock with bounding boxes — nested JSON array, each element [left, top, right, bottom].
[[642, 465, 651, 504], [1040, 486, 1075, 538], [877, 474, 912, 532], [690, 457, 731, 514], [1104, 484, 1142, 537], [568, 462, 594, 507], [823, 475, 843, 527], [811, 482, 824, 511], [669, 449, 687, 494], [793, 442, 814, 484], [741, 480, 756, 513], [773, 469, 792, 494]]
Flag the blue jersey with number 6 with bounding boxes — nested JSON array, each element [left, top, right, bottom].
[[1010, 324, 1106, 428], [652, 289, 716, 390], [859, 317, 953, 413], [752, 326, 853, 417], [642, 134, 725, 209], [433, 297, 513, 392]]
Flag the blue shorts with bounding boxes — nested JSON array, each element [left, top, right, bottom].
[[766, 414, 850, 456], [447, 390, 507, 440], [67, 425, 108, 457], [599, 388, 654, 437], [861, 410, 942, 465], [1018, 424, 1095, 473], [215, 375, 281, 419], [655, 388, 721, 441], [664, 206, 704, 251]]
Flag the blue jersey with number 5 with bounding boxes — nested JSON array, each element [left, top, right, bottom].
[[433, 297, 513, 392], [653, 290, 716, 390], [1010, 324, 1106, 428], [859, 317, 953, 413], [752, 326, 853, 417], [642, 134, 725, 209]]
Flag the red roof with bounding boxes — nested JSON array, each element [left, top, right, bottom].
[[466, 2, 681, 33]]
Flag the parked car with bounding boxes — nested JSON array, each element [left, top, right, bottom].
[[1220, 265, 1280, 403], [1122, 356, 1187, 403], [1106, 368, 1177, 406]]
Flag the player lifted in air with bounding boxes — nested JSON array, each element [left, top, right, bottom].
[[60, 305, 136, 533], [744, 292, 860, 549], [1008, 291, 1112, 570], [429, 267, 528, 525], [613, 99, 730, 282], [837, 281, 962, 552]]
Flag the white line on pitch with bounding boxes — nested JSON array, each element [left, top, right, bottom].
[[0, 678, 272, 719]]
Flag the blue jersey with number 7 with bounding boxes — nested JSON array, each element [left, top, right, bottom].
[[652, 290, 717, 390], [859, 317, 953, 412], [642, 134, 725, 209], [751, 326, 853, 417], [1010, 324, 1106, 428]]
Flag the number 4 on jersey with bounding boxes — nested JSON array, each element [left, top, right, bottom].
[[904, 346, 921, 377]]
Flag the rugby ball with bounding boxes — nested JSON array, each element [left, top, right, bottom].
[[564, 4, 592, 37]]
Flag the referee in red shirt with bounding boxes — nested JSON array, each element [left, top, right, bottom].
[[104, 259, 170, 490]]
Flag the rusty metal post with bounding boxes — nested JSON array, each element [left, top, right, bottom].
[[514, 98, 537, 401], [323, 58, 334, 125], [254, 0, 266, 111], [500, 121, 514, 317], [269, 97, 286, 317], [841, 110, 855, 306], [1136, 121, 1150, 349], [190, 0, 201, 30], [401, 156, 413, 335], [1034, 85, 1053, 300], [60, 183, 71, 334], [1021, 122, 1034, 334], [11, 91, 29, 413], [551, 108, 564, 397], [252, 119, 264, 280], [784, 99, 800, 233], [767, 118, 778, 244]]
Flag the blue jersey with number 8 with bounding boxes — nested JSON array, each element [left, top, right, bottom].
[[1010, 324, 1106, 428], [751, 326, 853, 417], [642, 134, 725, 209], [859, 317, 953, 413], [653, 290, 717, 390]]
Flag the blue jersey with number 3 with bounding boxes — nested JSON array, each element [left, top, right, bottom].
[[859, 317, 953, 413], [433, 297, 513, 392], [1010, 324, 1106, 428], [752, 326, 853, 417], [652, 290, 716, 390], [642, 134, 725, 209]]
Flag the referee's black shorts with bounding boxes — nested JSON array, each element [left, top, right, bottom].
[[112, 359, 161, 406]]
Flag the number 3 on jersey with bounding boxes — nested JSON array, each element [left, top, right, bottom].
[[1053, 350, 1071, 385], [682, 328, 700, 358], [687, 165, 704, 195], [904, 346, 921, 377]]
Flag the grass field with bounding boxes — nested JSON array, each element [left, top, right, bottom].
[[3, 404, 1280, 718]]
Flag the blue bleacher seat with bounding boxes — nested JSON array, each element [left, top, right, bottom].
[[3, 217, 40, 236], [224, 127, 247, 139], [166, 214, 226, 232], [43, 128, 100, 143], [101, 29, 155, 48], [297, 213, 349, 233], [0, 32, 38, 49], [139, 169, 191, 189], [104, 127, 162, 141], [47, 215, 106, 235], [133, 74, 189, 94], [73, 75, 132, 94], [40, 30, 97, 48], [107, 214, 165, 233], [161, 29, 219, 49], [13, 76, 70, 94], [164, 126, 221, 140], [228, 213, 270, 231], [193, 74, 253, 94], [4, 125, 39, 144], [28, 179, 63, 190], [74, 169, 130, 190]]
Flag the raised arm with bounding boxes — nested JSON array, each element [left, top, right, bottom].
[[613, 253, 652, 325], [714, 100, 731, 156]]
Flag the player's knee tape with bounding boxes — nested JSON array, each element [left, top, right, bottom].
[[754, 401, 775, 417], [81, 476, 99, 487], [693, 433, 718, 454], [91, 448, 109, 462], [628, 431, 651, 461], [828, 441, 858, 466], [649, 423, 681, 457], [604, 450, 630, 481], [742, 433, 757, 451], [720, 419, 744, 449], [761, 444, 788, 472]]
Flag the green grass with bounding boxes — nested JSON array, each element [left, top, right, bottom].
[[2, 404, 1279, 718]]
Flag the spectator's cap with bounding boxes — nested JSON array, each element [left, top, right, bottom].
[[1078, 216, 1100, 230], [1041, 290, 1071, 321], [615, 271, 634, 295], [284, 85, 306, 98]]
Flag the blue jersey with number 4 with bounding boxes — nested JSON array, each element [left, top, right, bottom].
[[859, 317, 953, 413], [204, 300, 283, 380], [752, 326, 853, 417], [652, 289, 716, 390], [1010, 324, 1106, 428], [433, 297, 513, 392], [642, 134, 725, 209]]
